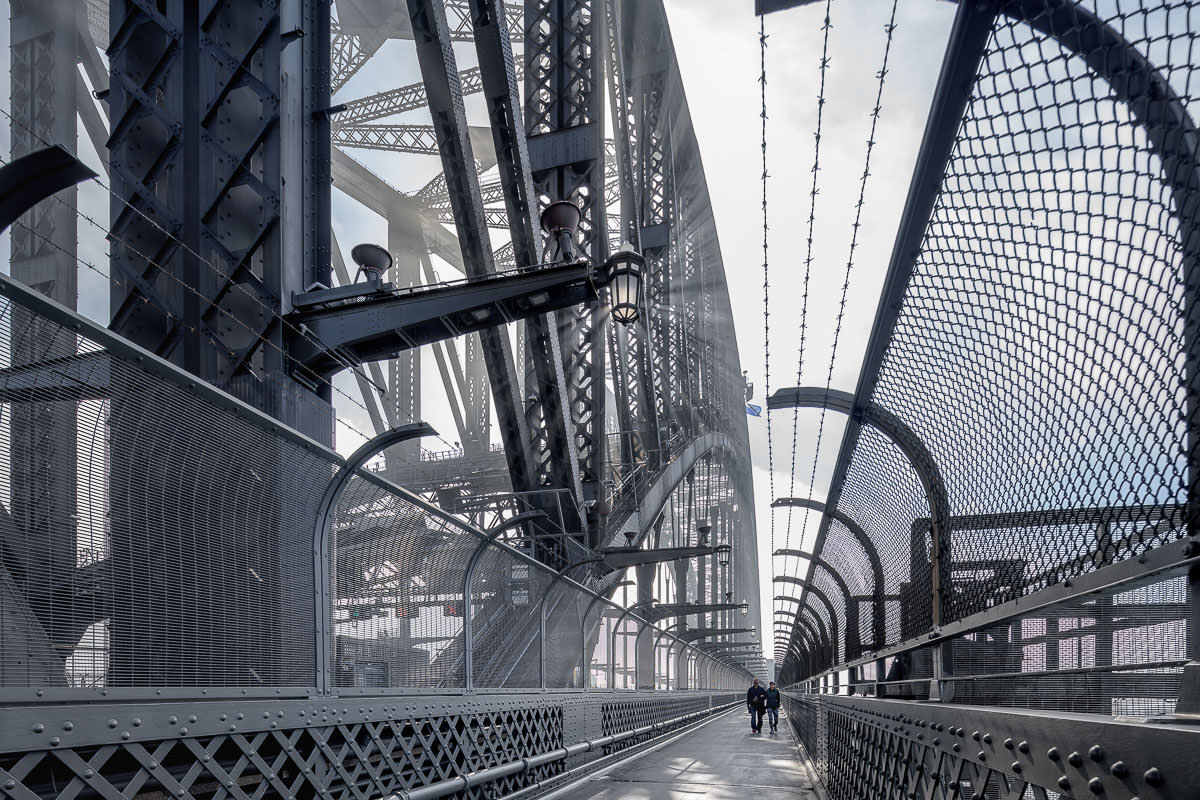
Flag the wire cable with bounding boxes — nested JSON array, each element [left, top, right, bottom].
[[776, 2, 901, 662]]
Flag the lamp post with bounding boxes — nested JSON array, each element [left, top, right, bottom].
[[604, 241, 644, 325]]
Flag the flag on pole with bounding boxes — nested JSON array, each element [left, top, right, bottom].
[[746, 403, 763, 417]]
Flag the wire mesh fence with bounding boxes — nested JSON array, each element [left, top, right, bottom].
[[0, 275, 746, 698]]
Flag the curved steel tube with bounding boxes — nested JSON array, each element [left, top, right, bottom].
[[313, 422, 437, 694]]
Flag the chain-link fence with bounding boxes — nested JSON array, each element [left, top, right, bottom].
[[779, 0, 1200, 728]]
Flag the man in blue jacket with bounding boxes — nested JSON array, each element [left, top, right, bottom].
[[746, 677, 768, 733], [765, 681, 781, 733]]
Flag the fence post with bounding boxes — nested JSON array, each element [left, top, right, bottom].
[[312, 423, 436, 695]]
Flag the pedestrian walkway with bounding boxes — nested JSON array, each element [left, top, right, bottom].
[[546, 707, 822, 799]]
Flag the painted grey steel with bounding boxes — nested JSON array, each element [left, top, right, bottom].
[[463, 510, 547, 690], [0, 146, 96, 233], [287, 260, 601, 377], [787, 693, 1200, 799], [312, 422, 439, 693], [772, 498, 886, 648]]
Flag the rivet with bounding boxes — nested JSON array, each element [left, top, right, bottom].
[[236, 713, 244, 720], [953, 743, 960, 752], [1004, 738, 1014, 750], [982, 733, 991, 744], [971, 731, 981, 741], [63, 722, 74, 731], [1011, 762, 1022, 773], [121, 732, 130, 740], [1069, 752, 1084, 767], [977, 751, 986, 761], [188, 716, 197, 723], [1110, 761, 1128, 778], [84, 770, 94, 778], [4, 780, 15, 789], [49, 737, 61, 746], [948, 781, 959, 791], [219, 714, 228, 722], [1018, 741, 1029, 754], [107, 719, 118, 729], [1144, 768, 1163, 787], [179, 728, 188, 735], [132, 719, 142, 727], [1089, 777, 1104, 794], [1058, 777, 1071, 791], [149, 763, 157, 770], [1089, 745, 1104, 761], [933, 738, 941, 746], [32, 724, 44, 733], [168, 716, 178, 725], [1048, 747, 1061, 761]]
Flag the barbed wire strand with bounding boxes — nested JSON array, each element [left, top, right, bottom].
[[778, 2, 901, 661], [783, 0, 834, 569], [761, 14, 776, 564]]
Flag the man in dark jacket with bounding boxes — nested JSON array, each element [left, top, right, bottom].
[[765, 681, 781, 733], [746, 677, 768, 733]]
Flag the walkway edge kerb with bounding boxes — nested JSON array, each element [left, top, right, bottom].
[[393, 702, 738, 800]]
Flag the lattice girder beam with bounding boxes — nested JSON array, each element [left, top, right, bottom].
[[524, 0, 609, 541], [404, 0, 540, 496]]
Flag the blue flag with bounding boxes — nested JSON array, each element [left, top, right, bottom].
[[746, 403, 762, 417]]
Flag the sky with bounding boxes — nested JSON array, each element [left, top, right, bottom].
[[662, 0, 956, 658]]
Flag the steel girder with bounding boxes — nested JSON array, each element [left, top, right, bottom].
[[524, 0, 609, 542], [106, 0, 332, 439]]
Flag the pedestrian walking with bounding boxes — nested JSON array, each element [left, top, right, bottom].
[[746, 677, 767, 733], [765, 681, 781, 733]]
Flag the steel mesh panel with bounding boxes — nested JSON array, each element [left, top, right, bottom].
[[0, 297, 321, 689], [822, 521, 874, 599], [835, 426, 931, 646], [465, 545, 542, 689], [811, 566, 849, 665], [332, 471, 482, 689], [950, 573, 1186, 716], [864, 3, 1194, 626]]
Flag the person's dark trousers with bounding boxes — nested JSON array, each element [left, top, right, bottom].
[[766, 707, 779, 732], [748, 706, 763, 732]]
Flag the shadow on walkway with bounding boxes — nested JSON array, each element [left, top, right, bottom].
[[546, 707, 820, 799]]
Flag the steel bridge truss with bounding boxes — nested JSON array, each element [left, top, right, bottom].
[[0, 1, 759, 799]]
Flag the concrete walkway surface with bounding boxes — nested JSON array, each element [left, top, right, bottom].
[[544, 707, 822, 799]]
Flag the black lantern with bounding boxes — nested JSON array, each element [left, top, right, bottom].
[[740, 600, 749, 617], [604, 241, 644, 325], [717, 544, 731, 566], [696, 523, 712, 546], [351, 243, 392, 283]]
